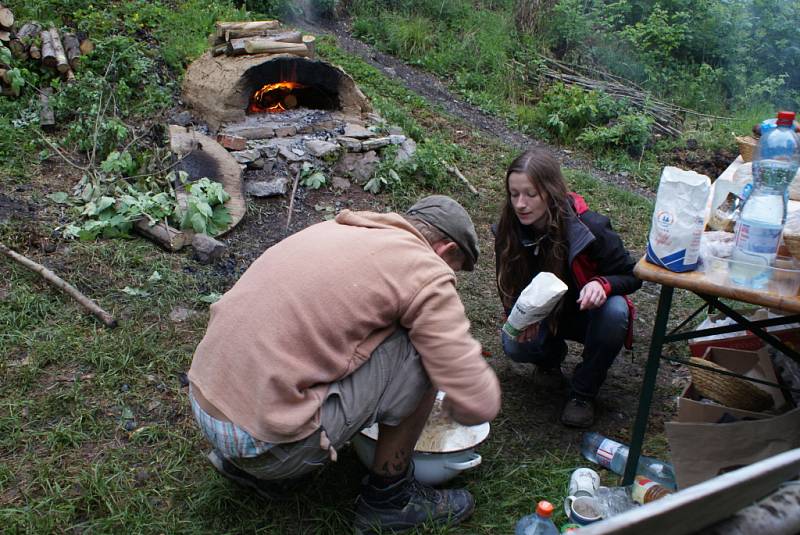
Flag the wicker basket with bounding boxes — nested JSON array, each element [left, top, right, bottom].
[[688, 357, 774, 412], [735, 135, 757, 162], [784, 233, 800, 263]]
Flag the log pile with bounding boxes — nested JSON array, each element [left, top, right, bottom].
[[0, 4, 93, 97], [209, 20, 316, 59]]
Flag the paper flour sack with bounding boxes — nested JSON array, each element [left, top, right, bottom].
[[646, 166, 710, 272], [502, 272, 568, 337]]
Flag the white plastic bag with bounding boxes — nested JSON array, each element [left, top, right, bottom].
[[646, 166, 710, 272], [502, 272, 568, 337]]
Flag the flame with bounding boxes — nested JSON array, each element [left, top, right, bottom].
[[248, 81, 306, 114]]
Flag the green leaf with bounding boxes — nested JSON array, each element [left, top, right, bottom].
[[47, 192, 70, 204], [121, 286, 150, 297], [190, 212, 207, 234], [148, 271, 162, 283], [199, 292, 222, 304]]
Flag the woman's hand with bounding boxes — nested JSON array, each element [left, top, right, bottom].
[[516, 322, 540, 343], [577, 280, 607, 311]]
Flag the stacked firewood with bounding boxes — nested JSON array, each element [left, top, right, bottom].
[[0, 3, 93, 97], [209, 20, 316, 59]]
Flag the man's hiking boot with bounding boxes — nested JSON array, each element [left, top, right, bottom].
[[353, 468, 474, 534], [206, 449, 300, 500], [560, 397, 595, 428]]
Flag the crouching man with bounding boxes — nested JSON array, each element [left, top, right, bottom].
[[188, 195, 501, 534]]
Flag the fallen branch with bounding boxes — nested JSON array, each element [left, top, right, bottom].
[[444, 162, 479, 195], [0, 242, 117, 328], [285, 167, 302, 234]]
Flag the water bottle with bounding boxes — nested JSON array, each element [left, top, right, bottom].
[[515, 500, 559, 535], [580, 432, 677, 491], [731, 111, 800, 288]]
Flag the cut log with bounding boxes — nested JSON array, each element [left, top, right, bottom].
[[243, 39, 309, 56], [211, 43, 227, 56], [227, 30, 302, 55], [215, 20, 279, 39], [0, 30, 9, 42], [49, 28, 69, 73], [0, 5, 14, 29], [62, 32, 81, 70], [64, 68, 75, 84], [40, 29, 56, 68], [78, 37, 94, 55], [134, 219, 190, 252], [9, 22, 41, 59], [28, 44, 40, 59], [39, 87, 55, 129], [302, 35, 316, 58]]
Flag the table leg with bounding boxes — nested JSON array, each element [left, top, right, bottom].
[[623, 284, 674, 485]]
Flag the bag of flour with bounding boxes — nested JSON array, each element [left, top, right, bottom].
[[646, 167, 710, 272], [502, 272, 568, 337]]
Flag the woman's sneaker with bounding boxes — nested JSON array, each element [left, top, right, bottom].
[[354, 468, 474, 534]]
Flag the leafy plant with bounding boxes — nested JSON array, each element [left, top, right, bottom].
[[299, 162, 327, 189], [178, 177, 232, 236]]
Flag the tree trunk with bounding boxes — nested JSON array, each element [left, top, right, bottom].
[[0, 5, 14, 29], [215, 20, 279, 40], [49, 28, 69, 73], [40, 29, 56, 68], [62, 32, 81, 69], [243, 39, 309, 56], [39, 87, 55, 129]]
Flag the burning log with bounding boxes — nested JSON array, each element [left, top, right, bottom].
[[9, 22, 41, 59], [40, 29, 55, 68], [243, 39, 309, 56], [215, 20, 279, 40], [0, 4, 14, 29], [49, 28, 70, 74], [39, 87, 55, 129], [62, 32, 81, 70]]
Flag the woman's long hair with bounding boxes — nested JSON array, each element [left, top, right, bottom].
[[496, 149, 571, 318]]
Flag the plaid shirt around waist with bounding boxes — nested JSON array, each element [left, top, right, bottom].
[[190, 388, 273, 458]]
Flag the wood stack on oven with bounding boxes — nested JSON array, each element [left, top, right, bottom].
[[209, 20, 316, 59], [0, 3, 93, 97]]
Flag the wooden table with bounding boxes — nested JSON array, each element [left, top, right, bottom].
[[623, 257, 800, 485]]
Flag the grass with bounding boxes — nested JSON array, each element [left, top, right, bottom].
[[0, 2, 697, 533]]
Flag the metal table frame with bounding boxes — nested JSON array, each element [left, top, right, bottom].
[[623, 261, 800, 485]]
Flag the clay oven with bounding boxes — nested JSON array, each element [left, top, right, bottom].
[[182, 53, 372, 131]]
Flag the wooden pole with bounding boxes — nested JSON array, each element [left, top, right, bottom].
[[39, 87, 55, 128], [0, 242, 118, 328]]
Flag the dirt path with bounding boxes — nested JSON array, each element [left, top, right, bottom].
[[298, 17, 656, 200]]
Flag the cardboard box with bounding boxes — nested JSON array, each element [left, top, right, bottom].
[[667, 398, 800, 488], [682, 346, 788, 411], [688, 311, 800, 358]]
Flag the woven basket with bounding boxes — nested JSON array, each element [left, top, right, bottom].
[[688, 357, 774, 412], [735, 135, 757, 163], [784, 233, 800, 263]]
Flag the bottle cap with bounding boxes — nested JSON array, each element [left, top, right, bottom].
[[536, 500, 554, 517], [777, 111, 796, 126]]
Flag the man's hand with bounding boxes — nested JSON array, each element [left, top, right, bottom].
[[516, 322, 540, 343], [577, 280, 607, 311]]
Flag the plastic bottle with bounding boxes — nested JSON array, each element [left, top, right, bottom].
[[731, 111, 800, 288], [515, 500, 559, 535], [580, 432, 677, 491]]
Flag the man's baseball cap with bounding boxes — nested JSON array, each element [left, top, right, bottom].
[[406, 195, 480, 271]]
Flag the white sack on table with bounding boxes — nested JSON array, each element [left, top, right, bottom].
[[646, 166, 710, 272]]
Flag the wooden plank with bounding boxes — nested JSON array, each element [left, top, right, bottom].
[[578, 448, 800, 535], [634, 257, 800, 314]]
